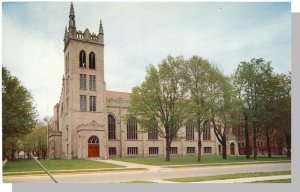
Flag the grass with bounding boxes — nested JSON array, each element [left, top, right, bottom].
[[165, 171, 291, 182], [112, 155, 290, 166], [251, 179, 291, 183], [3, 159, 124, 173], [166, 160, 290, 169]]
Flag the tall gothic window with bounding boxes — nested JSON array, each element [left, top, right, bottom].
[[89, 75, 96, 90], [186, 122, 194, 140], [127, 117, 137, 140], [89, 96, 96, 111], [203, 121, 211, 140], [148, 118, 158, 140], [80, 74, 87, 89], [108, 114, 116, 140], [80, 95, 87, 111], [89, 52, 96, 69], [79, 50, 86, 68]]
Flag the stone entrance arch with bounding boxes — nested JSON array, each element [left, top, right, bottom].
[[230, 142, 235, 155], [88, 135, 100, 157]]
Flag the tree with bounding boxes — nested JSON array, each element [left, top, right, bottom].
[[233, 58, 273, 160], [127, 56, 188, 161], [273, 73, 291, 157], [259, 74, 282, 158], [2, 66, 37, 160], [209, 69, 241, 159], [181, 56, 212, 162]]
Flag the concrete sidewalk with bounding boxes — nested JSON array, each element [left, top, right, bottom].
[[3, 162, 291, 183], [93, 159, 166, 172], [191, 175, 291, 183]]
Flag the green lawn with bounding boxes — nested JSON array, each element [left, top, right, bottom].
[[3, 159, 124, 173], [112, 155, 290, 166], [165, 171, 291, 182], [251, 179, 291, 183]]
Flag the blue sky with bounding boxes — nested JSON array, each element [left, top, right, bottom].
[[2, 2, 291, 119]]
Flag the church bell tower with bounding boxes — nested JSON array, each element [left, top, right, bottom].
[[61, 2, 107, 159]]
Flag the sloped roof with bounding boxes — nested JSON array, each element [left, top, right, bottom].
[[106, 90, 131, 101]]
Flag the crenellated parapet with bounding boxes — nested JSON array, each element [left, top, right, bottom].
[[64, 3, 104, 49]]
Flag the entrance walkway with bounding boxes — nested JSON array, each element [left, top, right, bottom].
[[93, 159, 165, 172]]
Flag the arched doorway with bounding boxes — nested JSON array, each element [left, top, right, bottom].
[[230, 142, 235, 155], [88, 136, 99, 157]]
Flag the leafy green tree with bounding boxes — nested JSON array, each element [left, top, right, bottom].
[[273, 73, 291, 157], [127, 56, 188, 161], [181, 56, 214, 162], [260, 72, 291, 158], [2, 66, 37, 160], [209, 69, 242, 159], [17, 119, 49, 160], [233, 58, 273, 160]]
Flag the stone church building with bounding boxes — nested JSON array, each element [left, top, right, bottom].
[[48, 3, 238, 159]]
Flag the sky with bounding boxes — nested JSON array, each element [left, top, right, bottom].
[[2, 2, 291, 120]]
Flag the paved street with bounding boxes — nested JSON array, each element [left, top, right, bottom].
[[3, 162, 291, 183]]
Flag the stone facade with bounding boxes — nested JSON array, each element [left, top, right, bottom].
[[48, 3, 238, 159]]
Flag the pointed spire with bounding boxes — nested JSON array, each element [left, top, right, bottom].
[[69, 2, 76, 29], [70, 2, 75, 16], [98, 20, 104, 35]]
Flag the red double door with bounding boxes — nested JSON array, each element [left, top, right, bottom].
[[88, 144, 99, 157]]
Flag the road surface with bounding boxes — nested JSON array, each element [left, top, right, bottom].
[[3, 162, 290, 183]]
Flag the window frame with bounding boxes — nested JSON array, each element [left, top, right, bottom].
[[149, 147, 159, 155], [127, 117, 138, 140], [89, 96, 96, 112], [80, 74, 87, 89], [186, 123, 195, 141], [80, 95, 87, 111], [108, 114, 116, 140], [127, 147, 138, 155], [89, 75, 96, 90], [203, 121, 211, 140], [89, 52, 96, 69], [79, 50, 86, 68]]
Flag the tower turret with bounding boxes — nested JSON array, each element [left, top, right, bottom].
[[64, 26, 69, 46], [98, 20, 104, 44], [68, 2, 76, 37]]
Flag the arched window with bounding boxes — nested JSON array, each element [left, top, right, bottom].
[[88, 135, 99, 144], [186, 122, 194, 140], [108, 114, 116, 140], [203, 121, 210, 140], [127, 117, 137, 140], [79, 50, 86, 68], [148, 118, 158, 140], [89, 52, 96, 69]]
